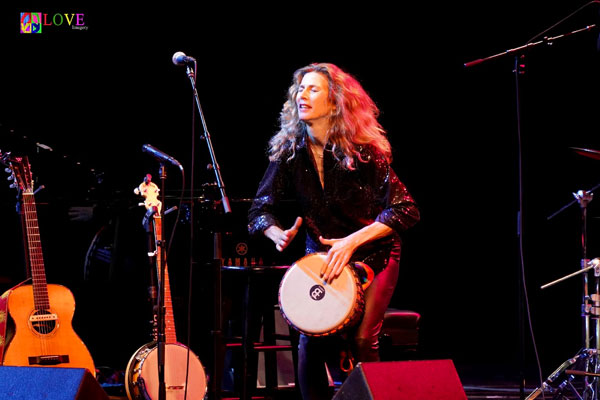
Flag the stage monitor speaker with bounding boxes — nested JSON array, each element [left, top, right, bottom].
[[0, 366, 109, 399], [332, 359, 467, 400]]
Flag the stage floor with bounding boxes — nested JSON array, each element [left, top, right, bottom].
[[98, 363, 555, 400]]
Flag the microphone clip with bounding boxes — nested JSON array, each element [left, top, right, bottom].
[[186, 65, 195, 80]]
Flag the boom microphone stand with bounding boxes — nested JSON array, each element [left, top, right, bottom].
[[172, 51, 231, 215]]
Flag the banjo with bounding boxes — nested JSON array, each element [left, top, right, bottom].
[[125, 175, 207, 400]]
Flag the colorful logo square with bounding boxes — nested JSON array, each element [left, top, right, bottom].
[[20, 12, 42, 34]]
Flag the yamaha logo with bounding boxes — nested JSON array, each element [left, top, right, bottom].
[[309, 284, 325, 301]]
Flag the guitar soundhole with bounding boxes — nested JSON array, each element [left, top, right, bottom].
[[30, 309, 57, 335]]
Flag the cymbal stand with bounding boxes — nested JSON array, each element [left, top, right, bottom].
[[528, 190, 599, 399]]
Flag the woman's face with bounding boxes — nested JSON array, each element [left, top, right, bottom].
[[296, 72, 335, 123]]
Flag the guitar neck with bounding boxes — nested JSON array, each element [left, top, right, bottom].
[[153, 215, 177, 344], [22, 192, 50, 310]]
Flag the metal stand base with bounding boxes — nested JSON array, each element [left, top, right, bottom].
[[526, 349, 598, 400]]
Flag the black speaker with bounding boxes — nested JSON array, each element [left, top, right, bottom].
[[0, 366, 109, 399], [333, 360, 467, 400]]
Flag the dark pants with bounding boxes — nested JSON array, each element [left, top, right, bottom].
[[297, 253, 400, 400]]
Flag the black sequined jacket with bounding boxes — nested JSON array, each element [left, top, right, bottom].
[[248, 135, 420, 273]]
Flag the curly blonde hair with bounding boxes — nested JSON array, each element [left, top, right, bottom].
[[268, 63, 391, 169]]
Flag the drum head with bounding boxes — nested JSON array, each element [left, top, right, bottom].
[[279, 253, 359, 335]]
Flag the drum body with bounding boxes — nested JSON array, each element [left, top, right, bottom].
[[278, 253, 365, 336], [125, 341, 207, 400]]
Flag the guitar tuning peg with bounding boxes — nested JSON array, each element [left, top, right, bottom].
[[7, 175, 14, 181], [4, 168, 11, 173], [9, 183, 17, 189]]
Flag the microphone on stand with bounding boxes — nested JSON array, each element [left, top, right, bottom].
[[172, 51, 196, 66], [142, 144, 183, 170]]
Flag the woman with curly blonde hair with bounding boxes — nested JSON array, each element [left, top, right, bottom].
[[268, 63, 391, 169], [249, 63, 419, 399]]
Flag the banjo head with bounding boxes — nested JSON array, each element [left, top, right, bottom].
[[126, 342, 207, 400]]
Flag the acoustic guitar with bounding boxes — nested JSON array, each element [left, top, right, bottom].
[[0, 153, 96, 375], [125, 175, 207, 400]]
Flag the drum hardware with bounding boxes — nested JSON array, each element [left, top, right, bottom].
[[567, 368, 600, 378], [339, 349, 355, 373], [528, 182, 600, 399], [526, 350, 598, 400]]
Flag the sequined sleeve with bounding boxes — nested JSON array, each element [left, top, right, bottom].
[[371, 152, 420, 234], [247, 160, 289, 236]]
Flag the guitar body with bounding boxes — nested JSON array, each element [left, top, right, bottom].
[[3, 283, 96, 376]]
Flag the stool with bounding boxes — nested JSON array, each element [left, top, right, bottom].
[[221, 265, 299, 400], [379, 308, 420, 361]]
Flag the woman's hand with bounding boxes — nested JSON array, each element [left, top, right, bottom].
[[319, 222, 393, 283], [319, 235, 359, 284], [264, 217, 303, 252], [68, 206, 95, 222]]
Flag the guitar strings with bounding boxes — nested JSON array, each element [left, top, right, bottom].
[[24, 193, 52, 357]]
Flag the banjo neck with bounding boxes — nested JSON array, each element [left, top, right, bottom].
[[135, 176, 177, 344], [153, 214, 177, 344]]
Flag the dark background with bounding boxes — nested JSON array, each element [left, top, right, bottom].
[[2, 1, 600, 387]]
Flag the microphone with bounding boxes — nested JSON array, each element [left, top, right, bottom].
[[142, 144, 183, 170], [172, 51, 196, 66]]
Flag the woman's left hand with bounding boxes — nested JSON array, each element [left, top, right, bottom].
[[319, 235, 358, 284], [318, 222, 393, 284]]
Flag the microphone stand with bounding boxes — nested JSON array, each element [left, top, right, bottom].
[[185, 62, 231, 214], [156, 163, 167, 400], [182, 61, 231, 400], [464, 13, 597, 400]]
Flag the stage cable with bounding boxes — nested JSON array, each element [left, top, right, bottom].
[[513, 54, 544, 399]]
